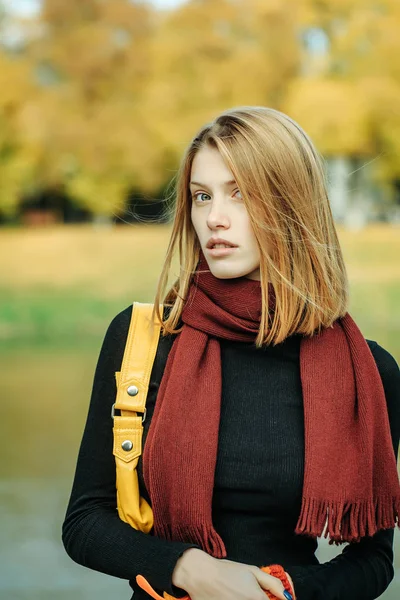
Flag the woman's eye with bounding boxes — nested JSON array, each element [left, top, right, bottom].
[[192, 190, 242, 202], [193, 192, 211, 202]]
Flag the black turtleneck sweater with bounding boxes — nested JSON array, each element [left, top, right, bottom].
[[62, 304, 400, 600]]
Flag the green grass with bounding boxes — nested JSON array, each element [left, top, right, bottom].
[[0, 223, 399, 360], [0, 288, 134, 351]]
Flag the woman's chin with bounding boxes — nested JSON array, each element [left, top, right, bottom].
[[208, 264, 259, 280]]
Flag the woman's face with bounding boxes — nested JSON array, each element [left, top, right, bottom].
[[190, 145, 261, 280]]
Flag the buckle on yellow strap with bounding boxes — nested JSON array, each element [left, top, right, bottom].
[[111, 403, 147, 423]]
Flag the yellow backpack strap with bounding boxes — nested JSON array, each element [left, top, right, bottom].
[[112, 302, 163, 533]]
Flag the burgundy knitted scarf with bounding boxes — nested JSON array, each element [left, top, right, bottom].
[[143, 252, 400, 554]]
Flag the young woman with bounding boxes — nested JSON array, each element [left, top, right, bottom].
[[62, 106, 400, 600]]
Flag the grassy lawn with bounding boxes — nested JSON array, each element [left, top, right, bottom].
[[0, 222, 399, 359]]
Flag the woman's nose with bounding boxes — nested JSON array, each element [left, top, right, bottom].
[[206, 202, 230, 229]]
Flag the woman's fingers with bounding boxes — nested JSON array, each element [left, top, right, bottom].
[[249, 566, 291, 600], [216, 559, 294, 600]]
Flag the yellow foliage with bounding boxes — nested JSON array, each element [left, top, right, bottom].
[[1, 0, 400, 217], [283, 79, 372, 155], [67, 172, 127, 216]]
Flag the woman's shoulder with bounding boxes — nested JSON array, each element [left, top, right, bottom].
[[365, 339, 400, 381], [99, 303, 174, 374], [365, 339, 400, 432], [103, 303, 174, 347], [102, 304, 132, 351]]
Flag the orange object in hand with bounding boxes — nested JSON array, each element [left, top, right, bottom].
[[136, 564, 294, 600], [260, 565, 295, 600], [136, 574, 183, 600]]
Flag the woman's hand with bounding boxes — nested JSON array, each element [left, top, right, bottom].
[[172, 548, 292, 600]]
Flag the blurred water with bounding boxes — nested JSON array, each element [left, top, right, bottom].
[[0, 350, 398, 599], [0, 479, 127, 599]]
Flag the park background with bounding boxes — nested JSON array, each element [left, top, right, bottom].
[[0, 1, 399, 599]]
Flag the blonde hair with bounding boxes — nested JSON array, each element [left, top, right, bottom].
[[152, 106, 349, 346]]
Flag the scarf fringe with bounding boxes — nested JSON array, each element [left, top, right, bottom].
[[295, 496, 400, 546], [155, 520, 227, 559]]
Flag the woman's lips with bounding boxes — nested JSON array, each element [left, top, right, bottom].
[[206, 246, 238, 257]]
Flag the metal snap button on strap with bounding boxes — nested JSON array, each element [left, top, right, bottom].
[[127, 385, 139, 396], [121, 440, 133, 451]]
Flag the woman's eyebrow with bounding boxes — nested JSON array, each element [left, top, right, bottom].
[[189, 179, 237, 187]]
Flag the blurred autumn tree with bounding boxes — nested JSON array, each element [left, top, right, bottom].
[[285, 0, 400, 190], [24, 0, 156, 216], [0, 6, 37, 217], [142, 0, 299, 163], [0, 0, 399, 220]]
